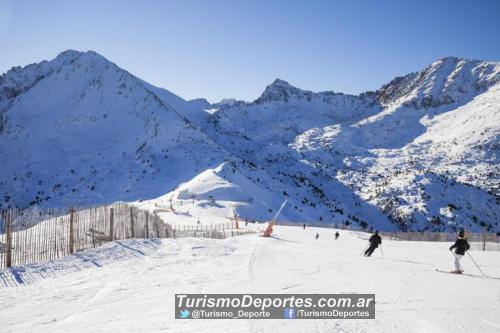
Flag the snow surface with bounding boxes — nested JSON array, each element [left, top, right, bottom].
[[1, 226, 499, 332]]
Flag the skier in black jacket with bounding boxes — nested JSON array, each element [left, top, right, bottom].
[[449, 230, 470, 274], [364, 231, 382, 257]]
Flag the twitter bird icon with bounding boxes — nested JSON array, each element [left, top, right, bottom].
[[179, 309, 190, 319]]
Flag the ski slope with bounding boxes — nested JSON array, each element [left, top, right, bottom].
[[1, 226, 499, 333]]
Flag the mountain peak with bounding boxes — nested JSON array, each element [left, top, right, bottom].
[[434, 56, 461, 63], [255, 78, 313, 103], [376, 56, 500, 107], [54, 49, 83, 61], [269, 78, 292, 87], [52, 49, 111, 68], [431, 56, 486, 67]]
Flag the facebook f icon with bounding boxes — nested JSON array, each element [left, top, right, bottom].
[[284, 308, 296, 319]]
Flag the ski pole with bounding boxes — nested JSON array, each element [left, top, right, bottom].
[[467, 252, 486, 276], [379, 246, 385, 259]]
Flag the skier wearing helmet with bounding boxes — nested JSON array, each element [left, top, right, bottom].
[[364, 230, 382, 257], [449, 230, 470, 274]]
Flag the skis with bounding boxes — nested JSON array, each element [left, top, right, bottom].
[[435, 269, 500, 281]]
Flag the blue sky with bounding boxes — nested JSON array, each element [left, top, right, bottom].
[[1, 0, 500, 102]]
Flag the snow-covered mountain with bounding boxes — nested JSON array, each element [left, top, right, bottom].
[[1, 51, 498, 231], [0, 50, 226, 207], [204, 57, 500, 231]]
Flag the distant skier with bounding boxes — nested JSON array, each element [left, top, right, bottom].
[[303, 223, 306, 230], [335, 231, 340, 240], [449, 230, 470, 274], [315, 233, 319, 240], [364, 231, 382, 257]]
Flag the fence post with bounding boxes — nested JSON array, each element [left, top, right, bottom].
[[129, 206, 135, 238], [482, 227, 486, 252], [109, 208, 114, 241], [145, 213, 149, 238], [5, 209, 13, 268], [69, 207, 75, 254], [155, 216, 160, 238]]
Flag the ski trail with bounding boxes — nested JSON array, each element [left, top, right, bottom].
[[388, 269, 416, 333], [2, 227, 499, 332], [53, 242, 164, 328], [245, 237, 262, 333]]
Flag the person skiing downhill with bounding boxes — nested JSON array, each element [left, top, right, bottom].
[[335, 231, 340, 240], [315, 233, 319, 239], [449, 230, 470, 274], [364, 231, 382, 257]]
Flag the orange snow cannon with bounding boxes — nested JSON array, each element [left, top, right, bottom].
[[262, 199, 288, 238], [263, 222, 275, 237]]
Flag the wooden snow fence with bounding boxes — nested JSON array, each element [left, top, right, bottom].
[[170, 222, 255, 239], [0, 204, 256, 269], [379, 231, 499, 251], [0, 203, 172, 269], [261, 221, 499, 251]]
